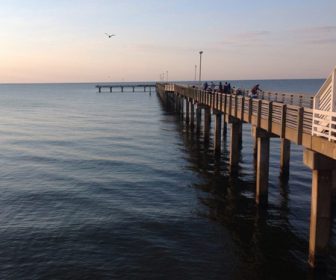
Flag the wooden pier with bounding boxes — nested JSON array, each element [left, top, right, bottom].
[[156, 82, 336, 268], [96, 84, 156, 93]]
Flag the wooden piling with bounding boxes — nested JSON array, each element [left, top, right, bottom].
[[214, 113, 222, 153], [256, 134, 270, 206], [304, 149, 334, 267], [280, 138, 291, 177], [186, 99, 190, 123], [204, 107, 211, 138], [196, 107, 202, 134], [190, 102, 195, 129], [230, 119, 241, 168]]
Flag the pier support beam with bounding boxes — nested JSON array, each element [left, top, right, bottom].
[[175, 96, 179, 113], [256, 132, 270, 206], [304, 149, 335, 267], [204, 108, 211, 143], [280, 138, 291, 178], [214, 112, 222, 154], [186, 99, 190, 124], [196, 107, 202, 134], [252, 126, 258, 160], [223, 117, 227, 139], [180, 97, 184, 119], [230, 119, 242, 168], [238, 120, 243, 146], [190, 103, 195, 129]]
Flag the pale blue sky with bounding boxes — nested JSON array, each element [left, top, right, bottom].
[[0, 0, 335, 82]]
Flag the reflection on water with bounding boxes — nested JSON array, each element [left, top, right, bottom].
[[158, 95, 336, 279]]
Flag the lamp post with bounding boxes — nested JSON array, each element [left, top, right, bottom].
[[199, 51, 203, 86], [166, 70, 168, 82], [194, 65, 197, 81]]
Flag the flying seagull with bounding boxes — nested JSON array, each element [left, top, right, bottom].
[[105, 33, 116, 38]]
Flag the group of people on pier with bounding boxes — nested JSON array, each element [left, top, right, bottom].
[[202, 81, 262, 98], [203, 81, 232, 94]]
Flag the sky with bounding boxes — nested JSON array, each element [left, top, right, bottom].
[[0, 0, 336, 83]]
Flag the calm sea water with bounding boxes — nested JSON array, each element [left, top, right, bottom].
[[0, 80, 335, 279]]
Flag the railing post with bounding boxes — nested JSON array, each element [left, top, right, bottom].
[[220, 93, 223, 113], [240, 96, 245, 121], [257, 100, 262, 127], [297, 107, 304, 145], [268, 101, 273, 132], [229, 95, 232, 116], [248, 98, 252, 123], [224, 94, 227, 115], [280, 104, 287, 138], [234, 95, 238, 117]]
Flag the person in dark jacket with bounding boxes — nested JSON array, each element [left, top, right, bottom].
[[250, 84, 262, 98]]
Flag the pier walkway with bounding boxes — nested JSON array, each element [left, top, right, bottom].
[[96, 83, 156, 93], [156, 80, 336, 268]]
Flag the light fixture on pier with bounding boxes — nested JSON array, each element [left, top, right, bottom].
[[194, 64, 197, 81], [199, 51, 203, 86]]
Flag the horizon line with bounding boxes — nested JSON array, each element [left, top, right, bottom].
[[0, 77, 326, 85]]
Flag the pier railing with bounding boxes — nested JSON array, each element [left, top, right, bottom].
[[312, 67, 336, 141], [158, 83, 336, 159], [312, 109, 336, 141]]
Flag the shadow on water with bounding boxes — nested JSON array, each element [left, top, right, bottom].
[[158, 95, 336, 279]]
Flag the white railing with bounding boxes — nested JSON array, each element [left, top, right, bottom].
[[312, 67, 336, 141], [312, 109, 336, 141], [164, 84, 175, 92]]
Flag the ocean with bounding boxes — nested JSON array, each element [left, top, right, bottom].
[[0, 80, 335, 279]]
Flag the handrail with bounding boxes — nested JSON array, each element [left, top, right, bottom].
[[312, 67, 336, 141], [184, 85, 313, 108], [167, 84, 313, 140]]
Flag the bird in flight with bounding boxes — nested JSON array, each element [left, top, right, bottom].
[[105, 33, 116, 38]]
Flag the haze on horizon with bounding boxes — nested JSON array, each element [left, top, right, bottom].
[[0, 0, 336, 83]]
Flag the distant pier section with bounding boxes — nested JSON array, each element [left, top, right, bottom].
[[96, 83, 156, 93]]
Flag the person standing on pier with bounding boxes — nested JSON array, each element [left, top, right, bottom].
[[219, 82, 223, 93], [250, 84, 262, 98], [203, 81, 208, 91], [223, 82, 229, 94], [210, 81, 216, 92]]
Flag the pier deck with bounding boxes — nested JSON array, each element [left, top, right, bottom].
[[156, 82, 336, 268]]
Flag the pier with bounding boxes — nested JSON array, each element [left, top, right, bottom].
[[96, 84, 156, 93], [156, 73, 336, 268]]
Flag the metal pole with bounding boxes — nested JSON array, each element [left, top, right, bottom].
[[199, 51, 203, 86], [194, 65, 197, 81], [166, 70, 168, 82]]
